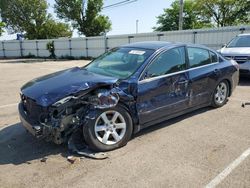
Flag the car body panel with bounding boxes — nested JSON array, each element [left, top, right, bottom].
[[137, 71, 190, 124], [21, 67, 118, 107]]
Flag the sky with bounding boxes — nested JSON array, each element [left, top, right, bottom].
[[0, 0, 174, 40]]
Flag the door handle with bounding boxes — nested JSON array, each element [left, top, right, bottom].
[[178, 80, 189, 84], [214, 69, 220, 74]]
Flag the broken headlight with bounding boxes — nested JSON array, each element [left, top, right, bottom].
[[89, 90, 119, 109], [52, 96, 78, 107]]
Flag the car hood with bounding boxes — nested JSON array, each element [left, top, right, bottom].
[[21, 67, 118, 107], [220, 47, 250, 56]]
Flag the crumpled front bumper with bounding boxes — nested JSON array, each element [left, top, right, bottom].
[[18, 103, 43, 138]]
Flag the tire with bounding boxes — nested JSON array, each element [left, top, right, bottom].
[[83, 105, 133, 152], [212, 80, 229, 108]]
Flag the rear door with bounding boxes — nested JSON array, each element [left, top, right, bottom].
[[136, 46, 190, 125], [187, 47, 220, 106]]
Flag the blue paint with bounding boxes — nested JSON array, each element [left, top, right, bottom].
[[20, 42, 239, 130]]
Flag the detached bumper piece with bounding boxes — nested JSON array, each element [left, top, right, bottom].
[[68, 129, 108, 160], [18, 103, 43, 138]]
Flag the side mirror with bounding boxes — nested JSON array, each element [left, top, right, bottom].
[[142, 71, 156, 80], [143, 71, 149, 80], [222, 44, 226, 48]]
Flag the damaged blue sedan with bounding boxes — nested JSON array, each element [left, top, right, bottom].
[[19, 42, 239, 151]]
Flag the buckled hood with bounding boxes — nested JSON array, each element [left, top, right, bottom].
[[21, 67, 118, 107]]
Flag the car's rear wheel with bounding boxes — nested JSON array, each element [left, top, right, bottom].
[[212, 80, 229, 108], [83, 105, 133, 152]]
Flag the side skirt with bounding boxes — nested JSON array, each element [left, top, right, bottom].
[[137, 102, 210, 132]]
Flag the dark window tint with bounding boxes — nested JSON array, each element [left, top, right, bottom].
[[187, 47, 211, 68], [210, 51, 218, 63], [146, 47, 186, 78]]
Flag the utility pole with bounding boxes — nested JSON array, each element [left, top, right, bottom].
[[179, 0, 184, 30], [82, 0, 87, 17], [136, 20, 139, 34]]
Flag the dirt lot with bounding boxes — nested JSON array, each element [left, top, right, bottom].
[[0, 59, 249, 188]]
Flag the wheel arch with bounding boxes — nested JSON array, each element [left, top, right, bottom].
[[223, 78, 232, 97], [117, 101, 140, 134]]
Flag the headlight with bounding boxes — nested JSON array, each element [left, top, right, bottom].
[[52, 96, 77, 107]]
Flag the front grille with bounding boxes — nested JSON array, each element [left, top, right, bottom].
[[225, 56, 249, 64], [21, 95, 48, 123]]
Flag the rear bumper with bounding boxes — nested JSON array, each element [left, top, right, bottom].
[[18, 103, 43, 138]]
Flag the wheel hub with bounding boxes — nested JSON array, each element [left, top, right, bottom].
[[215, 82, 227, 104], [94, 111, 126, 145]]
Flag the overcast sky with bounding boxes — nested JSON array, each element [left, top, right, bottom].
[[0, 0, 174, 40]]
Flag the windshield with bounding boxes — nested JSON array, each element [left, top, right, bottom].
[[85, 47, 154, 79], [227, 36, 250, 48]]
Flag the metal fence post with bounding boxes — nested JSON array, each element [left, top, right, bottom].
[[2, 41, 6, 58], [85, 38, 88, 57], [128, 36, 134, 44], [69, 39, 72, 56], [157, 33, 164, 41], [36, 41, 39, 57], [19, 40, 23, 57], [193, 31, 197, 44], [105, 36, 109, 52]]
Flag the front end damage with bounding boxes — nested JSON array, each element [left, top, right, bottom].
[[19, 87, 123, 145]]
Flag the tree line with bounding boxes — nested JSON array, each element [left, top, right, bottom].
[[0, 0, 249, 40], [154, 0, 250, 31]]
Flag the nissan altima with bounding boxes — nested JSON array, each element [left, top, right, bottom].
[[19, 42, 239, 151]]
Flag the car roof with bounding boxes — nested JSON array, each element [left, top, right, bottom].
[[121, 41, 210, 51], [238, 33, 250, 36]]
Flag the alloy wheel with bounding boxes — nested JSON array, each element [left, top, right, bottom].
[[214, 82, 228, 104], [94, 111, 127, 145]]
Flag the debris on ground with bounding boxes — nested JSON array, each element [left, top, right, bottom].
[[68, 129, 109, 160], [67, 156, 77, 164], [40, 157, 48, 163], [241, 102, 250, 108]]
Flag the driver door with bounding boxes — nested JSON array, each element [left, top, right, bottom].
[[136, 47, 190, 125]]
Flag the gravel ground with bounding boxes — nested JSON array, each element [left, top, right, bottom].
[[0, 59, 249, 188]]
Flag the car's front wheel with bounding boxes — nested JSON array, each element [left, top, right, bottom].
[[83, 105, 133, 152], [212, 80, 229, 108]]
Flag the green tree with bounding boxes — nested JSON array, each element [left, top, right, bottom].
[[154, 0, 211, 31], [195, 0, 250, 27], [0, 0, 72, 39], [55, 0, 111, 37], [0, 22, 4, 36]]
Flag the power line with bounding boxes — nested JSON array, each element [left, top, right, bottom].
[[103, 0, 138, 10]]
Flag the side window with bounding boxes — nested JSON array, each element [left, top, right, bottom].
[[187, 47, 211, 68], [210, 51, 218, 63], [146, 47, 186, 78]]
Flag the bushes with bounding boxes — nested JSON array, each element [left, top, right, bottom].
[[46, 41, 56, 58]]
